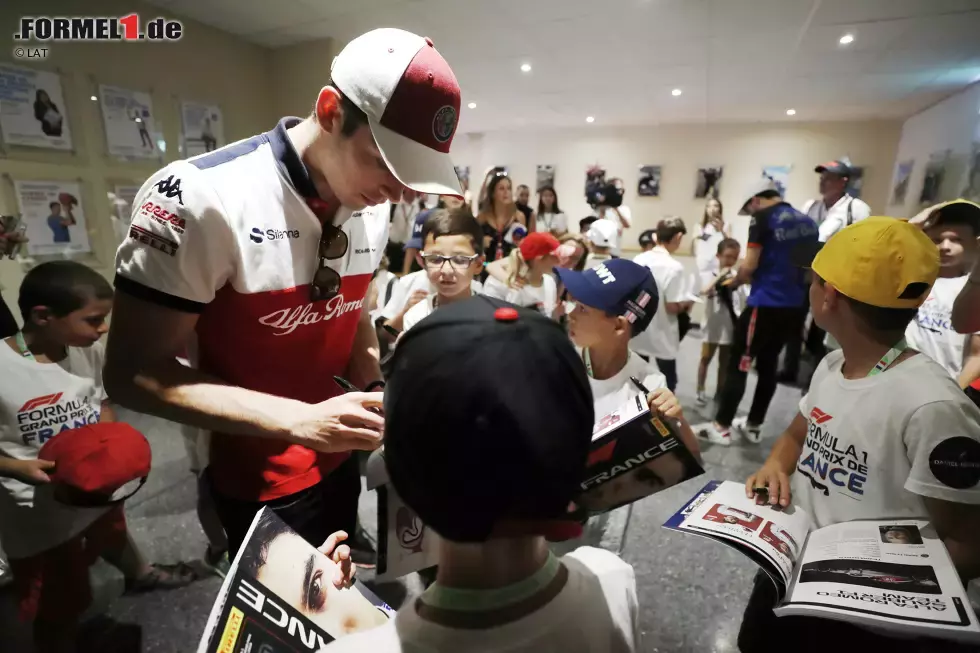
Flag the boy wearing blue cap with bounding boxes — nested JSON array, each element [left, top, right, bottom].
[[555, 258, 700, 461]]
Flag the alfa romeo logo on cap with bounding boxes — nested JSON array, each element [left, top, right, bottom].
[[432, 105, 456, 143]]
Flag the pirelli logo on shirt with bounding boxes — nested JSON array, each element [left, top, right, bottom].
[[130, 224, 178, 256]]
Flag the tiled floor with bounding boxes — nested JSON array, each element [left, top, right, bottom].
[[0, 334, 860, 652]]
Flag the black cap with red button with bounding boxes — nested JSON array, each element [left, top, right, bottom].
[[382, 296, 594, 543]]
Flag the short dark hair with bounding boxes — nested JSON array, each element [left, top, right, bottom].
[[930, 203, 980, 237], [18, 261, 113, 321], [656, 217, 687, 244], [49, 201, 60, 210], [717, 237, 740, 255], [420, 208, 485, 256], [323, 83, 368, 138], [816, 275, 922, 334], [238, 510, 291, 578]]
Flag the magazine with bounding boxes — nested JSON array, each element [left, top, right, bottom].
[[665, 480, 980, 643], [366, 389, 704, 581], [197, 508, 395, 652]]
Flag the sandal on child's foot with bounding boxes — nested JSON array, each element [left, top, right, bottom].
[[124, 562, 198, 594]]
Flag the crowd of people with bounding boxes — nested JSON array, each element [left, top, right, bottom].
[[0, 25, 979, 653]]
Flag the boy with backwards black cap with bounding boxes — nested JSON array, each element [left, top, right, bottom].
[[325, 297, 638, 652]]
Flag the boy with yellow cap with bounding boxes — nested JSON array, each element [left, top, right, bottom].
[[740, 217, 980, 652]]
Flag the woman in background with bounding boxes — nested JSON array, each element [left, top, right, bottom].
[[33, 90, 63, 137], [477, 173, 526, 262], [535, 186, 567, 237], [692, 197, 731, 276]]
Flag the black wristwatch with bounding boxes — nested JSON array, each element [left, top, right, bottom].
[[365, 380, 386, 392]]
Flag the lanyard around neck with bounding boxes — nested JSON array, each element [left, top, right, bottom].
[[420, 552, 560, 612], [867, 338, 907, 377], [583, 347, 630, 379], [14, 332, 34, 362]]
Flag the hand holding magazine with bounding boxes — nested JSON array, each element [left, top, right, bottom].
[[665, 480, 980, 643], [367, 389, 704, 581], [197, 508, 394, 652]]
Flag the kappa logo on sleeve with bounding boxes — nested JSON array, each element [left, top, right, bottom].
[[153, 174, 184, 205], [130, 224, 178, 256]]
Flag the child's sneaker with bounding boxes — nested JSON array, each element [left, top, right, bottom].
[[695, 390, 708, 406], [695, 421, 731, 446], [733, 417, 762, 443]]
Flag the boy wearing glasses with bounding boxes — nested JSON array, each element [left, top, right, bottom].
[[402, 209, 485, 332]]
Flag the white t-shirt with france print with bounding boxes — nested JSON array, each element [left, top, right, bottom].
[[905, 275, 978, 381], [792, 350, 980, 530], [0, 341, 110, 558]]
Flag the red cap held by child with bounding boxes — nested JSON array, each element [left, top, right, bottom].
[[39, 423, 151, 504], [519, 232, 561, 261]]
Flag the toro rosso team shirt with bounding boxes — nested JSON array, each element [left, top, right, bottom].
[[745, 202, 818, 308], [115, 118, 388, 501]]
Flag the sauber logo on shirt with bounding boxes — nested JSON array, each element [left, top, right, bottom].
[[809, 407, 832, 425], [139, 201, 185, 233], [258, 294, 364, 336], [130, 224, 178, 256], [17, 393, 99, 445], [249, 227, 300, 244]]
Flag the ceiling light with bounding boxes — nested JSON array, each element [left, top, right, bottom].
[[90, 95, 97, 101], [586, 116, 595, 123], [671, 88, 682, 96], [520, 63, 531, 73], [786, 109, 796, 116], [135, 117, 142, 122], [839, 33, 854, 45], [467, 102, 477, 109]]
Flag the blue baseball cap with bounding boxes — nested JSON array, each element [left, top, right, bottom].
[[404, 209, 433, 250], [555, 258, 659, 332]]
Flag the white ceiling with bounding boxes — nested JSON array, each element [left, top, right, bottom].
[[148, 0, 980, 132]]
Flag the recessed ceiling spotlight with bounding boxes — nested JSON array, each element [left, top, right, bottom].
[[586, 116, 595, 123], [786, 109, 797, 116], [839, 33, 854, 45], [467, 102, 477, 109], [90, 95, 98, 101], [671, 88, 682, 96], [520, 63, 531, 72]]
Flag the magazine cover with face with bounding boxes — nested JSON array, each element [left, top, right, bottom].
[[197, 508, 394, 652]]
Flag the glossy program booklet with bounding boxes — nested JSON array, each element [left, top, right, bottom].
[[365, 389, 704, 581], [197, 507, 394, 652], [665, 480, 980, 643]]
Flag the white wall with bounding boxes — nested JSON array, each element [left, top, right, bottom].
[[886, 82, 980, 216], [454, 120, 902, 252]]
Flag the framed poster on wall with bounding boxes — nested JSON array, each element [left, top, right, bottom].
[[13, 180, 92, 257], [0, 64, 73, 150], [181, 101, 224, 157], [99, 85, 160, 159]]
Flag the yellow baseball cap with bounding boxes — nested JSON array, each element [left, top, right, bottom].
[[802, 216, 939, 309]]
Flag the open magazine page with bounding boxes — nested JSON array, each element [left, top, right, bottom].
[[778, 519, 980, 642], [197, 507, 395, 653], [664, 480, 813, 588], [579, 391, 703, 514]]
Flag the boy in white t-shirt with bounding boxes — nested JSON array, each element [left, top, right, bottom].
[[741, 218, 980, 651], [696, 238, 745, 406], [631, 218, 692, 392], [905, 200, 980, 388], [584, 219, 617, 270], [401, 208, 485, 332], [326, 298, 639, 653], [0, 262, 194, 652]]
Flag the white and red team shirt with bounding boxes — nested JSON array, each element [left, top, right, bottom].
[[115, 118, 388, 502]]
